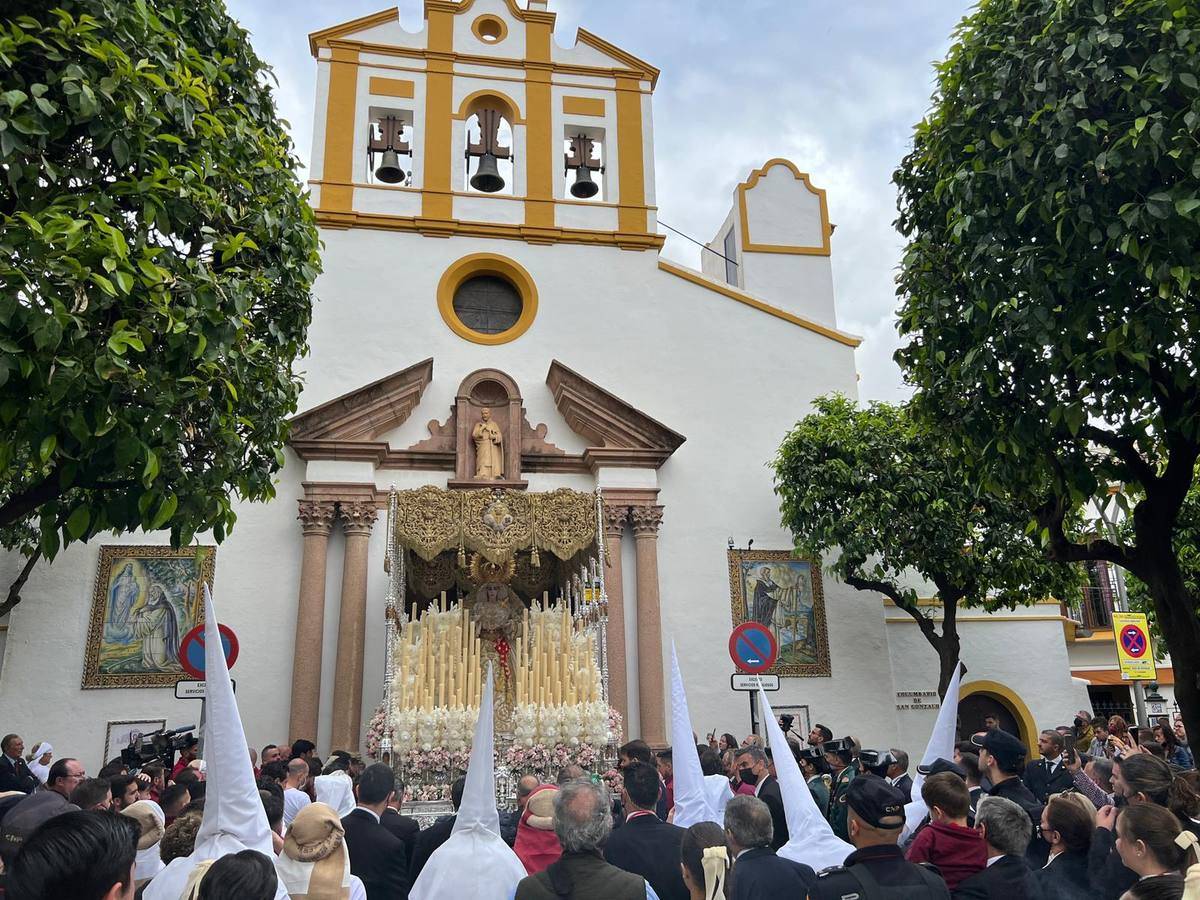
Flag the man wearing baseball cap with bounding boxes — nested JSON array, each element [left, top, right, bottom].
[[809, 776, 950, 898], [970, 731, 1042, 830]]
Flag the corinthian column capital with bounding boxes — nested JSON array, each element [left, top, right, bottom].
[[297, 500, 337, 535], [629, 504, 664, 537], [339, 501, 379, 536], [603, 503, 630, 538]]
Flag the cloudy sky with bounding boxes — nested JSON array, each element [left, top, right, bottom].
[[224, 0, 972, 401]]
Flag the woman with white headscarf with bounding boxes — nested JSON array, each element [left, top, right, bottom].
[[26, 743, 52, 784], [274, 802, 366, 899]]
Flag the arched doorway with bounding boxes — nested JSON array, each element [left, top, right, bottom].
[[958, 680, 1040, 758]]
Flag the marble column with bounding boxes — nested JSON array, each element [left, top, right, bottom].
[[631, 504, 666, 747], [330, 501, 377, 752], [288, 500, 336, 744], [603, 503, 630, 738]]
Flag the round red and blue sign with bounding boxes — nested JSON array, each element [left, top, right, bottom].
[[178, 624, 240, 680], [1120, 623, 1148, 659], [728, 622, 778, 675]]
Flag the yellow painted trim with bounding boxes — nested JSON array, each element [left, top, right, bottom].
[[454, 89, 523, 124], [427, 0, 556, 26], [320, 47, 360, 213], [657, 260, 863, 346], [563, 96, 606, 117], [884, 615, 1074, 624], [368, 76, 415, 98], [575, 28, 660, 88], [309, 7, 399, 56], [419, 7, 454, 221], [437, 253, 539, 345], [309, 178, 650, 211], [615, 76, 647, 234], [737, 158, 833, 256], [328, 37, 653, 90], [960, 680, 1040, 758], [522, 13, 554, 230], [470, 14, 508, 44], [316, 208, 664, 250], [882, 597, 1062, 608]]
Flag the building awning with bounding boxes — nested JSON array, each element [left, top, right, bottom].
[[1072, 668, 1174, 686]]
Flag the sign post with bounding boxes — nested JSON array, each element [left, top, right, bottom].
[[177, 624, 240, 756], [1112, 612, 1156, 682], [728, 623, 778, 736]]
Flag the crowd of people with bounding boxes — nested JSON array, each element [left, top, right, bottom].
[[0, 703, 1197, 899]]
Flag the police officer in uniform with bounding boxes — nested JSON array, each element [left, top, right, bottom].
[[809, 777, 951, 900], [858, 749, 898, 780], [822, 737, 858, 842], [797, 746, 833, 817]]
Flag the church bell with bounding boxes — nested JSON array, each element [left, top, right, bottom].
[[569, 165, 599, 199], [470, 152, 506, 193], [374, 149, 406, 184]]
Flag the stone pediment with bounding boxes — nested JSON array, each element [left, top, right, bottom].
[[291, 358, 433, 442], [288, 359, 684, 474], [546, 360, 685, 469]]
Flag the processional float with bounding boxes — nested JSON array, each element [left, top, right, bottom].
[[374, 485, 619, 806]]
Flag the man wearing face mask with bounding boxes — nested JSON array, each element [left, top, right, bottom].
[[733, 746, 787, 851]]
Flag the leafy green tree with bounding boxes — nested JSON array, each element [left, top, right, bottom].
[[893, 0, 1200, 734], [773, 396, 1077, 697], [0, 0, 321, 613]]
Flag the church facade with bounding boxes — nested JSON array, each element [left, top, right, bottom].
[[0, 0, 1101, 767]]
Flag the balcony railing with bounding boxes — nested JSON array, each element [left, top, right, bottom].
[[1066, 586, 1115, 632]]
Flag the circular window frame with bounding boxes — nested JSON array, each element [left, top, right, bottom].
[[438, 254, 538, 345], [471, 15, 508, 44]]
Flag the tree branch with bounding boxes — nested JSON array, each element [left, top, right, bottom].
[[0, 549, 42, 618], [843, 572, 944, 648], [0, 472, 63, 530], [1080, 425, 1158, 489], [1036, 495, 1140, 572]]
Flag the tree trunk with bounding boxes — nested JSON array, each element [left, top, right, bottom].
[[936, 626, 962, 700], [1139, 540, 1200, 749]]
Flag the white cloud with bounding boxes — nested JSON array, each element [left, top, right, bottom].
[[224, 0, 971, 402]]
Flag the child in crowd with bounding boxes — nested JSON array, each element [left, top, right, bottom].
[[904, 773, 986, 890]]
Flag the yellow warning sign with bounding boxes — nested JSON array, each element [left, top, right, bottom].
[[1111, 612, 1157, 681]]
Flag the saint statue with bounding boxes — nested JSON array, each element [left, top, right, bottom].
[[472, 407, 504, 479]]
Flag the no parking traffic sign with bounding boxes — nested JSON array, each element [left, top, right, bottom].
[[1112, 612, 1156, 681], [728, 622, 778, 675], [178, 623, 240, 680]]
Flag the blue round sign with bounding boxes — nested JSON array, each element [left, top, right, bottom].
[[729, 622, 778, 674], [178, 624, 239, 679]]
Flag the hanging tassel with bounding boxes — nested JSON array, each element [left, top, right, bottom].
[[531, 546, 540, 568], [458, 546, 466, 568]]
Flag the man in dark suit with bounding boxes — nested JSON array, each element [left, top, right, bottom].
[[341, 763, 410, 900], [724, 795, 815, 900], [734, 746, 787, 851], [409, 775, 465, 882], [1022, 731, 1074, 803], [380, 778, 421, 869], [0, 735, 38, 794], [953, 795, 1044, 900], [888, 748, 913, 803], [604, 762, 687, 900]]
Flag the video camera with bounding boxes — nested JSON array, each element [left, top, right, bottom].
[[120, 724, 197, 771]]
